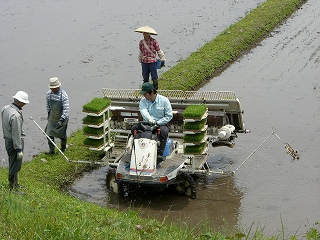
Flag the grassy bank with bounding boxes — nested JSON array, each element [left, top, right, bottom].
[[1, 0, 316, 239], [0, 131, 205, 239], [159, 0, 306, 91]]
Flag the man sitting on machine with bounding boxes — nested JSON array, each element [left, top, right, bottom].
[[131, 82, 173, 163]]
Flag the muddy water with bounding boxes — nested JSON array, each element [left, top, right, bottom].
[[70, 166, 242, 230], [200, 0, 320, 235], [1, 0, 319, 236]]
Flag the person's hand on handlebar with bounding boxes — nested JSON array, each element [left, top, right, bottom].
[[148, 118, 156, 126]]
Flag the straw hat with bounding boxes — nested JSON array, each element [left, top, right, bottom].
[[135, 26, 158, 35], [49, 77, 61, 88]]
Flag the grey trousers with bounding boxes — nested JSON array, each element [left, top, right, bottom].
[[5, 138, 23, 183]]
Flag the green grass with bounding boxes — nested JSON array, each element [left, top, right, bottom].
[[0, 131, 205, 239], [1, 0, 318, 239], [0, 187, 197, 239]]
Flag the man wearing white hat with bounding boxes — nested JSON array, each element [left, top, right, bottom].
[[1, 91, 29, 191], [45, 77, 69, 154]]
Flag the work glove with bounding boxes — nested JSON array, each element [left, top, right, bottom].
[[16, 150, 23, 160], [56, 121, 63, 128], [138, 53, 143, 63], [157, 50, 165, 62], [148, 118, 156, 126]]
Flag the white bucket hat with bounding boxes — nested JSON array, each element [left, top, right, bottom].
[[13, 91, 29, 104], [49, 77, 61, 88]]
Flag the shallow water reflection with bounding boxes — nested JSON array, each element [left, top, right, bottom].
[[69, 164, 242, 231]]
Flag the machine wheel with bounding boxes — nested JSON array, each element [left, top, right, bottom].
[[106, 168, 122, 194], [175, 173, 197, 199]]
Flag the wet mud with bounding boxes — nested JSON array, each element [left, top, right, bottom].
[[1, 0, 319, 236]]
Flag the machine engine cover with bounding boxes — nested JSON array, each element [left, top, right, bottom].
[[130, 138, 157, 175]]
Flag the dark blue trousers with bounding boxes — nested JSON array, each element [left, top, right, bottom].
[[141, 62, 159, 89]]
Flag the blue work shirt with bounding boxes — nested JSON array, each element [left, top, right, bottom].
[[139, 94, 173, 125]]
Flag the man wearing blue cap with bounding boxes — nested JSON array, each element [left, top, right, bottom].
[[131, 82, 173, 163]]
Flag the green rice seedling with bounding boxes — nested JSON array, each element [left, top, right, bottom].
[[184, 118, 207, 131], [83, 112, 111, 125], [82, 115, 105, 125], [183, 131, 206, 143], [83, 138, 105, 148], [82, 97, 111, 114], [82, 126, 104, 136], [184, 142, 207, 154], [183, 104, 207, 119]]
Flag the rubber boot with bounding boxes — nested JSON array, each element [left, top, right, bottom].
[[13, 173, 24, 189], [159, 139, 167, 151], [60, 137, 67, 152], [45, 136, 55, 154], [152, 79, 159, 90], [8, 174, 14, 190], [13, 173, 18, 188], [157, 139, 167, 165], [12, 173, 26, 195], [157, 150, 164, 165]]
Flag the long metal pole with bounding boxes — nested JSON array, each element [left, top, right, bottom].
[[234, 131, 299, 173], [234, 131, 275, 173], [30, 117, 106, 165], [29, 117, 70, 162]]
